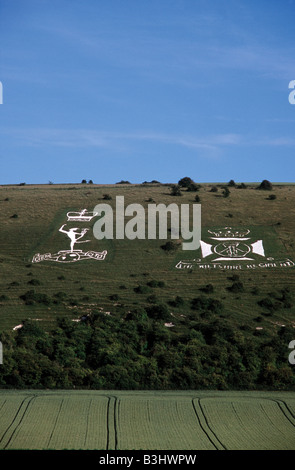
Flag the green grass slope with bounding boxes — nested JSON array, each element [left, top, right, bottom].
[[0, 182, 295, 390]]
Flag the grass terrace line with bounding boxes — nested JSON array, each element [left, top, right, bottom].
[[93, 196, 201, 250]]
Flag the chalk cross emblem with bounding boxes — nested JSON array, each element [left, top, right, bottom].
[[200, 227, 265, 261]]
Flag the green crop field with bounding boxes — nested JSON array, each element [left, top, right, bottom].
[[0, 390, 294, 450]]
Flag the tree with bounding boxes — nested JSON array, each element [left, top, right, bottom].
[[178, 177, 194, 188], [258, 180, 272, 190]]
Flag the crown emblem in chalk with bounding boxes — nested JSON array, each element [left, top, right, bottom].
[[67, 209, 98, 222]]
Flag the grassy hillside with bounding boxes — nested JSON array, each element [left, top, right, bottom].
[[0, 181, 295, 390]]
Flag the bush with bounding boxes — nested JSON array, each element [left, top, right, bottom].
[[227, 281, 244, 293], [20, 290, 51, 305], [186, 183, 200, 192], [191, 295, 224, 314], [109, 294, 119, 301], [257, 297, 281, 312], [170, 184, 182, 196], [147, 280, 165, 288], [134, 285, 151, 294], [258, 180, 272, 190], [103, 194, 112, 200], [28, 279, 41, 286], [161, 241, 179, 251], [268, 194, 277, 200], [222, 187, 230, 198], [169, 295, 184, 307], [146, 303, 171, 321], [200, 283, 214, 294], [178, 177, 194, 188]]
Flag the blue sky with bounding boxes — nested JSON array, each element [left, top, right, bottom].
[[1, 0, 295, 185]]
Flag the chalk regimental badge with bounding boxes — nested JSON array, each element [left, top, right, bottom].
[[32, 208, 107, 264], [200, 227, 265, 261]]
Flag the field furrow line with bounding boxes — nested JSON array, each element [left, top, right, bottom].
[[0, 396, 31, 448], [83, 398, 93, 448], [106, 395, 117, 451], [2, 395, 36, 449], [192, 398, 226, 450], [273, 399, 295, 428], [47, 398, 64, 449]]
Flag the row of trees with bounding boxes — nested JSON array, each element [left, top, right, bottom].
[[0, 300, 294, 390]]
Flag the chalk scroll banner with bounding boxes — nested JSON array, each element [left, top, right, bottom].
[[32, 250, 107, 264]]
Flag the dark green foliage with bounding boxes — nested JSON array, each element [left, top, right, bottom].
[[170, 184, 182, 196], [161, 241, 179, 251], [19, 290, 51, 305], [0, 295, 9, 301], [191, 295, 224, 315], [0, 299, 294, 390], [28, 278, 41, 286], [178, 177, 194, 188], [223, 187, 230, 198], [147, 280, 165, 288], [145, 303, 171, 321], [200, 283, 214, 294], [169, 295, 184, 307], [134, 284, 151, 294], [227, 281, 244, 293], [109, 293, 119, 301], [210, 186, 218, 192], [258, 180, 273, 190], [186, 182, 200, 192]]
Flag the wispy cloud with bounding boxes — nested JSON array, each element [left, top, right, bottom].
[[3, 127, 295, 157], [0, 127, 242, 154]]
